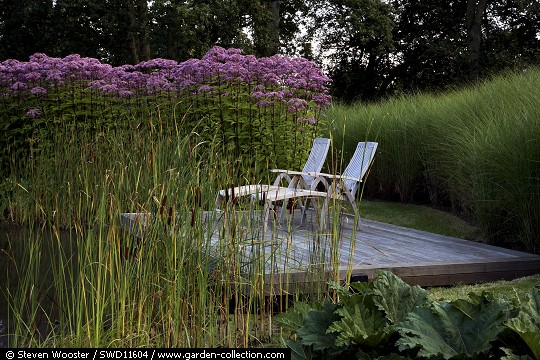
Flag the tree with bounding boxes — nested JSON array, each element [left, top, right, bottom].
[[250, 0, 308, 57], [0, 0, 54, 60], [49, 0, 108, 59], [149, 0, 306, 61], [149, 0, 253, 61], [466, 0, 488, 80], [3, 0, 537, 101], [303, 0, 539, 102], [481, 0, 540, 73], [99, 0, 135, 65], [305, 0, 395, 102], [127, 0, 151, 63], [390, 0, 468, 94], [252, 0, 281, 56]]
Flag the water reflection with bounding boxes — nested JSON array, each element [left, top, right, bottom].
[[0, 224, 78, 347]]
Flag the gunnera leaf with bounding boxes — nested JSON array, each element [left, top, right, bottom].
[[327, 302, 390, 348], [371, 270, 430, 324], [396, 295, 509, 359], [506, 288, 540, 360], [374, 354, 415, 360], [353, 351, 412, 360], [276, 302, 314, 333], [500, 347, 535, 360], [284, 339, 314, 360], [297, 301, 342, 352], [329, 280, 352, 298]]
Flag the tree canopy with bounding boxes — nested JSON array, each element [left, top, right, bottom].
[[0, 0, 538, 102]]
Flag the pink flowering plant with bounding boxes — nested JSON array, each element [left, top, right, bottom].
[[0, 47, 331, 178]]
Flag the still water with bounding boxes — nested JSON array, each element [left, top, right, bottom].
[[0, 224, 78, 347]]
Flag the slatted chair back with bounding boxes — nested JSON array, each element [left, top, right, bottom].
[[341, 141, 378, 198], [299, 137, 331, 187]]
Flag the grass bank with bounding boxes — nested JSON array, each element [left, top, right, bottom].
[[428, 274, 540, 302], [329, 68, 540, 252], [359, 200, 479, 240]]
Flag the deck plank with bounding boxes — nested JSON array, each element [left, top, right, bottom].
[[120, 210, 540, 291]]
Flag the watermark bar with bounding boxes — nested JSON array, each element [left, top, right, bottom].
[[1, 349, 291, 360]]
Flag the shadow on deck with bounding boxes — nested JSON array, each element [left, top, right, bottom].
[[121, 209, 540, 291]]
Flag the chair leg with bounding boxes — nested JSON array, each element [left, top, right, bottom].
[[301, 197, 323, 228], [313, 196, 329, 232], [356, 216, 363, 231], [300, 198, 311, 226], [263, 199, 272, 232], [279, 199, 291, 224], [350, 202, 363, 231]]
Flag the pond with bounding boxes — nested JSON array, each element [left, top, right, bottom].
[[0, 223, 77, 347]]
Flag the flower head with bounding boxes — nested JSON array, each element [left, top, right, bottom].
[[30, 86, 47, 95], [26, 108, 42, 118]]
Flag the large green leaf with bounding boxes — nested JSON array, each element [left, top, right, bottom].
[[353, 350, 410, 360], [284, 339, 314, 360], [506, 289, 540, 360], [297, 301, 342, 352], [374, 355, 415, 360], [276, 302, 314, 333], [501, 347, 535, 360], [396, 294, 510, 359], [328, 302, 390, 347], [371, 270, 430, 324]]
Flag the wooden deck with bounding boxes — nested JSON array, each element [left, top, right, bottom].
[[121, 210, 540, 291]]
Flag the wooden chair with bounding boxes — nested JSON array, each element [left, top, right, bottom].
[[257, 142, 378, 230], [215, 137, 331, 208]]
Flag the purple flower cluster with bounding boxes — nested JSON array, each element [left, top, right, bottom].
[[1, 47, 331, 121], [25, 108, 42, 118], [0, 53, 111, 92]]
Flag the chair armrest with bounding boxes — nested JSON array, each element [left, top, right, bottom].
[[272, 169, 315, 188], [307, 172, 362, 183], [218, 184, 274, 197], [271, 169, 312, 176]]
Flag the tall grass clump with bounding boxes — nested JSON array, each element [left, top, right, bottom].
[[329, 99, 427, 203], [329, 68, 540, 252], [3, 123, 221, 346]]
